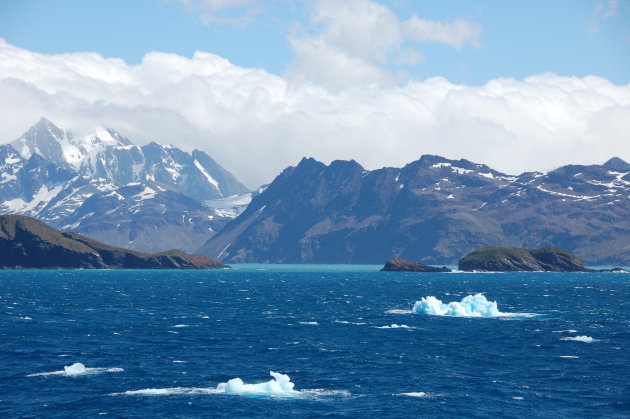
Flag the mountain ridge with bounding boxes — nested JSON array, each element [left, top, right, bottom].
[[198, 154, 630, 265], [0, 118, 251, 253]]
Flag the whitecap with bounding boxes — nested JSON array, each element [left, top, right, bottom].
[[412, 294, 536, 318], [386, 309, 413, 314], [560, 335, 598, 343], [375, 324, 414, 329], [112, 387, 221, 396], [298, 321, 318, 325], [397, 392, 429, 398], [28, 363, 124, 377], [559, 355, 579, 358], [334, 320, 366, 325]]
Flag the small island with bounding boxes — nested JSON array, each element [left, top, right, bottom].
[[459, 246, 591, 272], [0, 214, 229, 269], [381, 257, 452, 272]]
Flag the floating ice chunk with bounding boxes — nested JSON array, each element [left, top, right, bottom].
[[561, 335, 597, 343], [28, 362, 123, 377], [411, 294, 536, 317], [65, 362, 87, 376], [413, 294, 501, 317], [216, 371, 299, 398]]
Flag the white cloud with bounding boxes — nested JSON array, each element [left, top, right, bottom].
[[286, 0, 483, 87], [1, 39, 629, 189], [589, 0, 620, 34], [403, 16, 482, 49]]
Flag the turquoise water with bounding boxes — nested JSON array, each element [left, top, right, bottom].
[[1, 267, 628, 417]]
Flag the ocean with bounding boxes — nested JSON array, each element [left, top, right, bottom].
[[1, 266, 628, 418]]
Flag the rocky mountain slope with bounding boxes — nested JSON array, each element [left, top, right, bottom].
[[0, 118, 250, 253], [198, 155, 630, 265], [0, 215, 228, 269]]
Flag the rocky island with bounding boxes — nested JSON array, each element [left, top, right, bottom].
[[459, 246, 591, 272], [0, 214, 229, 269], [381, 257, 452, 272]]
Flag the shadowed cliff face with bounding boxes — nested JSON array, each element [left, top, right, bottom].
[[0, 214, 229, 269], [198, 156, 630, 265]]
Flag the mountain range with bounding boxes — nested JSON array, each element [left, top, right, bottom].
[[2, 118, 629, 265], [0, 118, 250, 253], [198, 155, 630, 265]]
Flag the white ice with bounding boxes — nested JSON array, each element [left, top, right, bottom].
[[114, 371, 349, 399], [412, 293, 536, 317], [560, 335, 598, 343], [28, 362, 124, 377], [215, 371, 299, 397]]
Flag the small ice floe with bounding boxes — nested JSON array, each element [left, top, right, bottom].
[[560, 335, 598, 343], [114, 371, 349, 399], [28, 362, 124, 377], [412, 294, 536, 318]]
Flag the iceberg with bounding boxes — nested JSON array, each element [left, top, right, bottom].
[[413, 293, 501, 317], [216, 371, 299, 397]]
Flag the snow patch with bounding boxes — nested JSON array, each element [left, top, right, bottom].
[[194, 159, 220, 189]]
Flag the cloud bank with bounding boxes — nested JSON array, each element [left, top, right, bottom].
[[1, 36, 629, 188]]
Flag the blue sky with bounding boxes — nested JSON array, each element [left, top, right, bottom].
[[0, 0, 629, 186], [1, 0, 628, 85]]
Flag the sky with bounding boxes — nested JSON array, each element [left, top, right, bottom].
[[0, 0, 629, 188]]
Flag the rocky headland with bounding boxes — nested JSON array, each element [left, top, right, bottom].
[[457, 246, 626, 272], [381, 257, 452, 272], [0, 214, 229, 269]]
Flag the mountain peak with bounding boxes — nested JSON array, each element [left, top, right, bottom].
[[82, 126, 133, 148], [603, 157, 630, 172]]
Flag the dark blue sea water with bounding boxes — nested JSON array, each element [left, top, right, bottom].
[[1, 266, 629, 418]]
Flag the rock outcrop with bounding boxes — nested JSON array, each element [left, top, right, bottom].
[[381, 257, 451, 272], [0, 214, 229, 269], [458, 246, 589, 272]]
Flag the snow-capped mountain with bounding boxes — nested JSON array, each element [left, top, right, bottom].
[[0, 118, 251, 253]]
